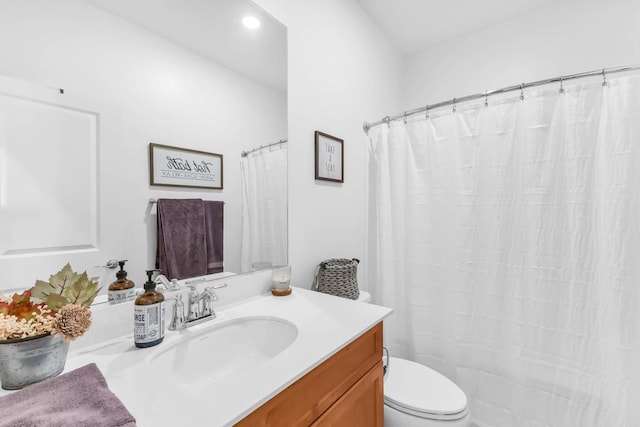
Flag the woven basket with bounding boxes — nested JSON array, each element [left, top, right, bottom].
[[313, 258, 360, 300]]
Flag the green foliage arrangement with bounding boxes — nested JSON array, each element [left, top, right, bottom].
[[32, 263, 100, 310]]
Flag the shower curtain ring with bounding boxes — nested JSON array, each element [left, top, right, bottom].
[[425, 105, 430, 119], [520, 83, 525, 100], [452, 98, 457, 113], [383, 116, 391, 128], [403, 111, 408, 124], [559, 76, 565, 94], [484, 91, 489, 107], [602, 68, 609, 87]]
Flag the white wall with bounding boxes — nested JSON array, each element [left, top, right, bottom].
[[255, 0, 402, 288], [402, 0, 640, 110], [0, 0, 286, 288]]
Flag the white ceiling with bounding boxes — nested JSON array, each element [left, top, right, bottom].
[[81, 0, 565, 90], [84, 0, 287, 92], [357, 0, 558, 54]]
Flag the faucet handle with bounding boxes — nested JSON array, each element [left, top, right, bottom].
[[201, 287, 219, 318], [166, 294, 185, 331], [204, 286, 219, 301]]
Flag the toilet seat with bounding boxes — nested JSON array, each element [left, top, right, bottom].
[[384, 357, 468, 421]]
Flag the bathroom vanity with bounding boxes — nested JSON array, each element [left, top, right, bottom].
[[1, 272, 392, 426], [236, 323, 383, 426]]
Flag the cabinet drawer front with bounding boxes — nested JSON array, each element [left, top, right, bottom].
[[235, 322, 383, 427], [311, 360, 384, 427]]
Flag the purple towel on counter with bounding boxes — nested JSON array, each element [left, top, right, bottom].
[[0, 363, 136, 427], [156, 198, 207, 280], [204, 200, 224, 274]]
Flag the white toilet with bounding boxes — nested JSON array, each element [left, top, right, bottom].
[[357, 291, 471, 427]]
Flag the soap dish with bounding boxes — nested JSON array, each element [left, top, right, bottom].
[[271, 287, 292, 297]]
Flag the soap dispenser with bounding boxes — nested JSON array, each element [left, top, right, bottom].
[[134, 269, 165, 348], [108, 260, 136, 302]]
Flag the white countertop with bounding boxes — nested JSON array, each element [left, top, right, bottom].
[[58, 287, 391, 426]]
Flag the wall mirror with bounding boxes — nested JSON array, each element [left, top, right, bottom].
[[0, 0, 287, 301]]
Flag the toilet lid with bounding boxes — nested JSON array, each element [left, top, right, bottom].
[[384, 357, 467, 420]]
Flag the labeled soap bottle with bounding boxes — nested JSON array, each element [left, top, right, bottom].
[[134, 270, 165, 348], [108, 260, 136, 302]]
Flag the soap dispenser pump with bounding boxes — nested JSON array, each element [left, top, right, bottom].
[[134, 269, 165, 348], [108, 260, 136, 302]]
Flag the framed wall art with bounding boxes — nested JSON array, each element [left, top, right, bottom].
[[149, 143, 223, 189], [314, 131, 344, 183]]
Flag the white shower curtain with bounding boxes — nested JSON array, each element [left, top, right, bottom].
[[368, 76, 640, 427], [240, 143, 287, 271]]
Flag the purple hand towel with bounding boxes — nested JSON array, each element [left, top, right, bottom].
[[156, 198, 207, 280], [204, 201, 224, 274], [0, 363, 136, 427]]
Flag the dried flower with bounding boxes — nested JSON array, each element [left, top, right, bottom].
[[0, 308, 55, 340], [0, 264, 99, 342], [52, 304, 92, 342]]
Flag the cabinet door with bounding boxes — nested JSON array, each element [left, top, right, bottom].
[[311, 360, 384, 427]]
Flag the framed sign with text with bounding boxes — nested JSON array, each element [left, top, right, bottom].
[[149, 143, 223, 189], [314, 131, 344, 183]]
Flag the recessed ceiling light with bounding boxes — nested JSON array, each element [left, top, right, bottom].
[[242, 16, 261, 29]]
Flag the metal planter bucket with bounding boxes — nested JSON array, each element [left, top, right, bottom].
[[0, 334, 69, 390]]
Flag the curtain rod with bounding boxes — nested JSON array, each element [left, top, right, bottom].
[[241, 139, 287, 157], [363, 64, 640, 134]]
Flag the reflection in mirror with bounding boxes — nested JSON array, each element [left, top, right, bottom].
[[0, 0, 287, 301], [240, 140, 288, 271]]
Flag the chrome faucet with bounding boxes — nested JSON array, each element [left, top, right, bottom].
[[167, 283, 227, 330]]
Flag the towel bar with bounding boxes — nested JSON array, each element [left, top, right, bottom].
[[149, 198, 225, 204]]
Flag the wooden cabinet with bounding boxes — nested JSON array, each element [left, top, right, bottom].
[[235, 322, 383, 427], [311, 360, 383, 427]]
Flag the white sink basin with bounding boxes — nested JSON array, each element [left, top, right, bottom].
[[149, 316, 298, 385]]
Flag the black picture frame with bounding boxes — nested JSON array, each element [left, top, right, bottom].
[[149, 143, 223, 189], [314, 131, 344, 183]]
